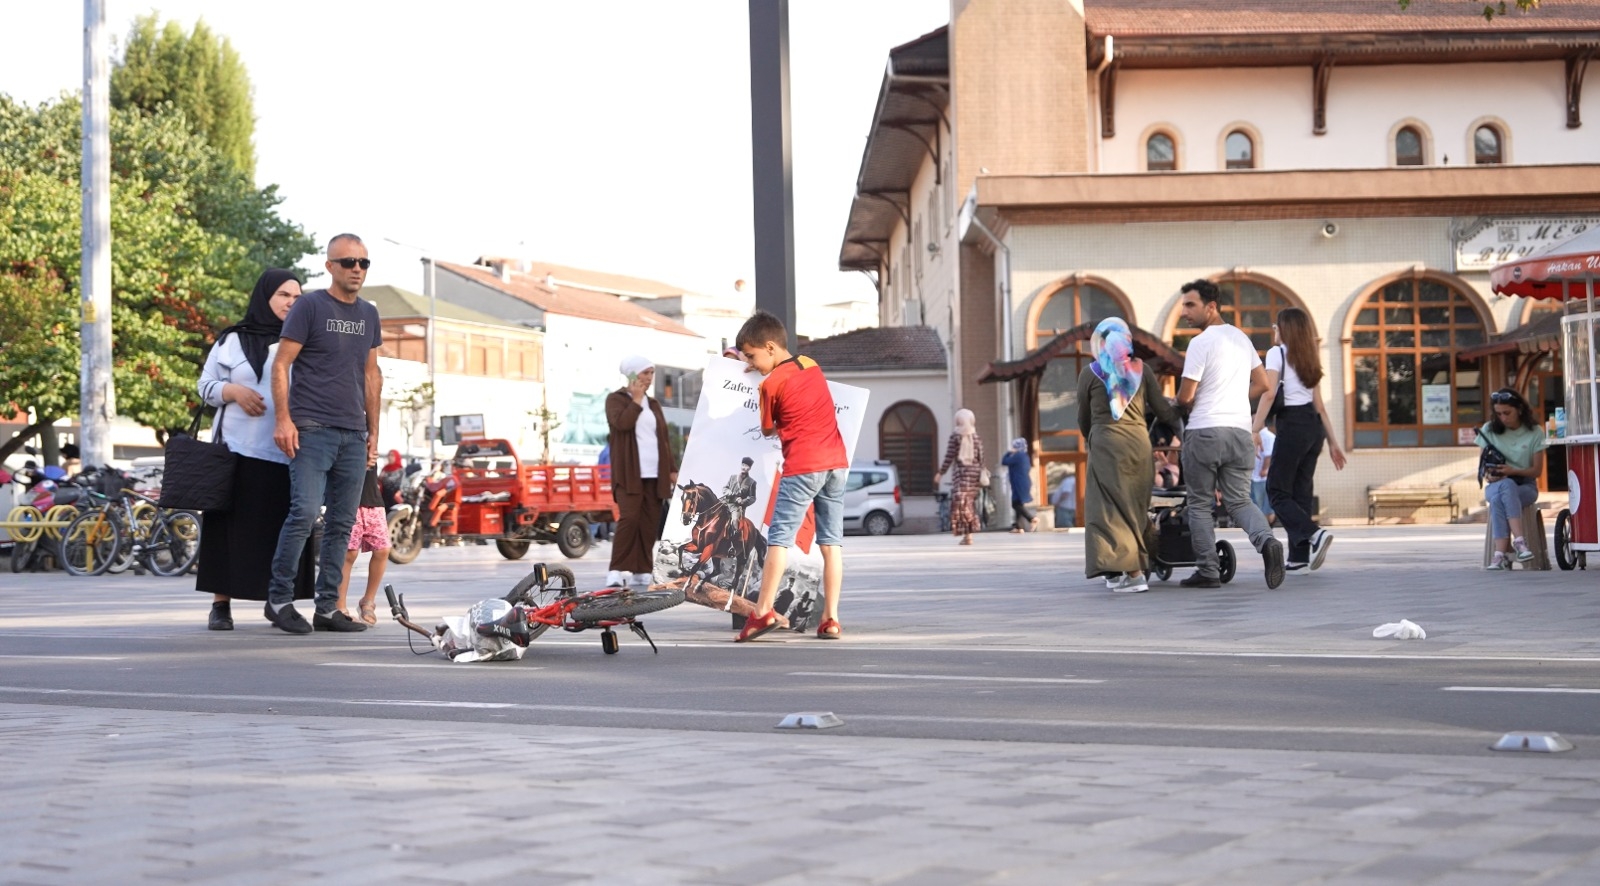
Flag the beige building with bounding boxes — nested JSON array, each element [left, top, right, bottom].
[[841, 0, 1600, 522]]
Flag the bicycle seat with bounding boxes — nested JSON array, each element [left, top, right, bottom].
[[476, 607, 533, 647]]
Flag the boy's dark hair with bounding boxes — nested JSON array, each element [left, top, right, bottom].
[[1180, 278, 1228, 308], [736, 309, 788, 350]]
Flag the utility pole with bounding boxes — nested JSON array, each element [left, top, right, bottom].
[[748, 0, 796, 347], [79, 0, 115, 467], [422, 256, 438, 461]]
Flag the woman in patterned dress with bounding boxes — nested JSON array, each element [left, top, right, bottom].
[[934, 408, 986, 545]]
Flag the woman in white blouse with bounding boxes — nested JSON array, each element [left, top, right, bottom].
[[194, 269, 316, 629]]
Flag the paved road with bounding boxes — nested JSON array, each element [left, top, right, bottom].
[[4, 525, 1600, 883]]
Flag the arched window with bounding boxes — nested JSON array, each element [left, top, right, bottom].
[[1395, 126, 1424, 166], [1146, 133, 1176, 171], [1225, 131, 1254, 170], [879, 401, 938, 496], [1031, 280, 1130, 456], [1350, 276, 1487, 448], [1170, 275, 1301, 356], [1474, 125, 1503, 165]]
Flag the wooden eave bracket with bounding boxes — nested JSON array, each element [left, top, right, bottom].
[[1567, 48, 1594, 129], [1313, 56, 1334, 136]]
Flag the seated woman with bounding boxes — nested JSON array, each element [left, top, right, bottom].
[[1479, 388, 1547, 570]]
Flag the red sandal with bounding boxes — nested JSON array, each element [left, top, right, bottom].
[[735, 610, 781, 643], [816, 617, 842, 639]]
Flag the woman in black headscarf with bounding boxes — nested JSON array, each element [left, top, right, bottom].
[[194, 269, 316, 629]]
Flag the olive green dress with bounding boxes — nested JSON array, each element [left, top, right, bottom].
[[1076, 364, 1182, 579]]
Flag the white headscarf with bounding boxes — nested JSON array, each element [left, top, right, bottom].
[[954, 408, 976, 465], [619, 355, 654, 378]]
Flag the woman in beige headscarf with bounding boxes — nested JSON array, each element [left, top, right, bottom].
[[934, 408, 985, 545], [604, 355, 677, 587]]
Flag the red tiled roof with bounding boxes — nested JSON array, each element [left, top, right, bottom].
[[1085, 0, 1600, 36], [436, 261, 699, 337], [802, 325, 947, 373], [476, 257, 692, 299]]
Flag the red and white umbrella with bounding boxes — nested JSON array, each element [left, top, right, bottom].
[[1490, 226, 1600, 301]]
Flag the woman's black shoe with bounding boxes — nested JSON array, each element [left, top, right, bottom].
[[208, 601, 234, 631]]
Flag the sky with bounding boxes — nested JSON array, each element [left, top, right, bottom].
[[0, 0, 949, 310]]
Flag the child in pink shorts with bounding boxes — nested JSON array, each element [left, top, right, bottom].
[[337, 466, 390, 625]]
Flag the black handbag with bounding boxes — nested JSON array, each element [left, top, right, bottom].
[[1266, 345, 1287, 419], [159, 405, 237, 512]]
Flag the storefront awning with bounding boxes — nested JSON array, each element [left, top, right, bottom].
[[1457, 310, 1564, 361], [978, 322, 1184, 384]]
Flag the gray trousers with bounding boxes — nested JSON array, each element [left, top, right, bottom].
[[1182, 427, 1275, 577]]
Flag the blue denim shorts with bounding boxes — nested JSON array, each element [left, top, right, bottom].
[[767, 468, 847, 549]]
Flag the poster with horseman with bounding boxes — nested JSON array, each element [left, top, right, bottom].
[[652, 355, 867, 633]]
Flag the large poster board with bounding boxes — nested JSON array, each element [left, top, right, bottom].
[[652, 356, 868, 633]]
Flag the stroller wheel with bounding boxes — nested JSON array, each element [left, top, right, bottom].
[[1216, 541, 1237, 584], [1152, 562, 1172, 582]]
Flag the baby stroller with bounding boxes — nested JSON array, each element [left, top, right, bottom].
[[1143, 419, 1236, 584], [1147, 488, 1237, 583]]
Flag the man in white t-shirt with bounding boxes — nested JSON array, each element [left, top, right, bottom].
[[1173, 279, 1285, 589]]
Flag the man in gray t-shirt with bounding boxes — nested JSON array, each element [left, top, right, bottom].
[[1174, 278, 1283, 590], [263, 233, 382, 634]]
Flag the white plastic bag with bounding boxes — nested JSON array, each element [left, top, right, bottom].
[[1372, 619, 1426, 640]]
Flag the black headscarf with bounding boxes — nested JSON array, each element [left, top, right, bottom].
[[214, 268, 298, 382]]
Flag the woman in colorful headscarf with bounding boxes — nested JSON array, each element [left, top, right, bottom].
[[1077, 317, 1183, 593], [934, 408, 986, 545], [604, 355, 677, 587]]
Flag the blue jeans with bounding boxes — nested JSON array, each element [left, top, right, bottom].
[[1486, 477, 1538, 540], [767, 468, 847, 548], [268, 426, 368, 610]]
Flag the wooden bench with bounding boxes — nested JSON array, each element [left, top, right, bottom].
[[1367, 484, 1459, 524]]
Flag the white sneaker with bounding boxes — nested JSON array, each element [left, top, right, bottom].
[[1108, 573, 1148, 593], [1486, 553, 1512, 571], [630, 572, 652, 587], [605, 570, 625, 587], [1309, 529, 1333, 571], [1513, 537, 1535, 563]]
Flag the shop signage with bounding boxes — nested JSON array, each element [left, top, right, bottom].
[[1454, 217, 1600, 273], [1422, 385, 1453, 424]]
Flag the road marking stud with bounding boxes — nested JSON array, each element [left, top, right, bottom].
[[777, 711, 843, 730], [1491, 732, 1574, 753]]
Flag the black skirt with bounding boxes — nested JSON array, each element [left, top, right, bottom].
[[194, 454, 315, 601]]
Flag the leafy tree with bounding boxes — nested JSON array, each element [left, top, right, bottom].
[[112, 15, 255, 180], [0, 95, 313, 461]]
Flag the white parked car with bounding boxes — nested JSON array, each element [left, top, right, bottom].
[[843, 462, 902, 536]]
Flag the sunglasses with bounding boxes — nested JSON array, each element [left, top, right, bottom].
[[1489, 391, 1520, 404], [331, 257, 371, 270]]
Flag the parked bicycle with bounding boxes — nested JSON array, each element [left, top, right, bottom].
[[60, 473, 200, 578]]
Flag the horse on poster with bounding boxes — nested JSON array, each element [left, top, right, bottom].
[[676, 481, 766, 601]]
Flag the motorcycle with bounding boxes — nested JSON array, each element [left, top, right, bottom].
[[386, 467, 443, 565]]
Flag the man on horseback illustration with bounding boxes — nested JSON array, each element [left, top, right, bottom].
[[722, 457, 757, 524]]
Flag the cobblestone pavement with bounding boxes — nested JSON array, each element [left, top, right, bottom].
[[4, 525, 1600, 884]]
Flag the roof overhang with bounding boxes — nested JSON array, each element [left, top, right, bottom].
[[1458, 309, 1565, 360], [839, 27, 949, 274], [961, 165, 1600, 234], [1088, 30, 1600, 70], [980, 322, 1184, 384]]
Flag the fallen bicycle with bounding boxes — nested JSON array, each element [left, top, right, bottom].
[[385, 563, 683, 662]]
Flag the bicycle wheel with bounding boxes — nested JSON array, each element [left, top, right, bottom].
[[504, 564, 577, 606], [569, 587, 685, 625], [61, 509, 123, 577], [144, 510, 201, 577]]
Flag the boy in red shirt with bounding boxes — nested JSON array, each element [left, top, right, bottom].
[[734, 310, 849, 642]]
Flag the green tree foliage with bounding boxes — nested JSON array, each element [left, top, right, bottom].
[[0, 96, 313, 456], [112, 15, 255, 180]]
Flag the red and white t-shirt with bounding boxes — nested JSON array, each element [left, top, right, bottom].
[[759, 356, 848, 477]]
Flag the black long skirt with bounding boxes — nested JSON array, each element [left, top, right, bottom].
[[194, 454, 314, 601]]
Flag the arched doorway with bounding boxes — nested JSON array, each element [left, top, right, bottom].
[[1026, 277, 1133, 519], [879, 400, 938, 496]]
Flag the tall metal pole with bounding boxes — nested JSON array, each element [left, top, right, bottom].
[[423, 256, 438, 461], [80, 0, 114, 466], [748, 0, 796, 347]]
